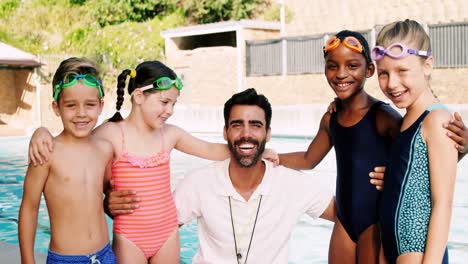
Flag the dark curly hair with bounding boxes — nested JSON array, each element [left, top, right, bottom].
[[223, 88, 272, 129]]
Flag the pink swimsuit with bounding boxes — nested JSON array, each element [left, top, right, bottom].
[[112, 126, 178, 258]]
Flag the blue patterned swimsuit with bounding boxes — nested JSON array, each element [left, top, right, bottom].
[[380, 104, 449, 263]]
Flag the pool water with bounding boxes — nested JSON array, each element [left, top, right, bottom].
[[1, 135, 468, 263]]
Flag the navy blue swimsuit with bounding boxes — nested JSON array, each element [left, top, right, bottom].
[[380, 104, 449, 263], [330, 101, 393, 242]]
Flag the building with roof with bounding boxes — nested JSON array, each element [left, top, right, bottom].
[[161, 2, 468, 135], [0, 42, 41, 136], [161, 19, 281, 106]]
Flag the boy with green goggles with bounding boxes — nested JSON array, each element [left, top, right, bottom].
[[54, 74, 104, 102]]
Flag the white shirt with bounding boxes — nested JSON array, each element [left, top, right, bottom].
[[174, 159, 333, 264]]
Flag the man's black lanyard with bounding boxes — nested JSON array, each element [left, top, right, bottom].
[[228, 195, 263, 264]]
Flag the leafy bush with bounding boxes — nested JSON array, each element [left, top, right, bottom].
[[181, 0, 263, 24], [89, 0, 178, 27], [0, 0, 20, 19], [0, 0, 267, 69]]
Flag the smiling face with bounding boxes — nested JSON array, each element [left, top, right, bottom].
[[324, 44, 374, 100], [224, 105, 271, 168], [138, 86, 179, 129], [376, 43, 433, 109], [53, 82, 103, 138]]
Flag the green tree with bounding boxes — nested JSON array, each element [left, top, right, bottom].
[[89, 0, 178, 27], [180, 0, 262, 24]]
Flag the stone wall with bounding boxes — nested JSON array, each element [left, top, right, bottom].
[[171, 47, 238, 106]]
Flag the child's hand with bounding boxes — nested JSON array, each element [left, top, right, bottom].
[[262, 148, 280, 167], [443, 112, 467, 154], [369, 166, 385, 191], [28, 127, 54, 166], [327, 97, 339, 113]]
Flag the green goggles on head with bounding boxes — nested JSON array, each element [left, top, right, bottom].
[[54, 74, 103, 102], [136, 77, 183, 94]]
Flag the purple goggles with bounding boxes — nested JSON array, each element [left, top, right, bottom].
[[371, 43, 432, 61]]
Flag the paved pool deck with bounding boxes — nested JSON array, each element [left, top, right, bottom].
[[0, 242, 46, 263]]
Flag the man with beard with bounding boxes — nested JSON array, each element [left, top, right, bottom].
[[107, 88, 335, 263]]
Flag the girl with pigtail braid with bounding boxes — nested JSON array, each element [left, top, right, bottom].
[[27, 60, 275, 263], [108, 69, 131, 122]]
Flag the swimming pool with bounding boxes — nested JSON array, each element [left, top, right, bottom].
[[1, 135, 468, 263]]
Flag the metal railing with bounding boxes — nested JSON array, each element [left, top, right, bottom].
[[246, 22, 468, 76]]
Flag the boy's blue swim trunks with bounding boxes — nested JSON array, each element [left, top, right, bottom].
[[46, 242, 116, 264]]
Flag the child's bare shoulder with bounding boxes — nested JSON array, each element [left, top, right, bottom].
[[49, 136, 66, 156], [163, 123, 182, 133], [46, 136, 69, 167], [162, 123, 185, 140], [93, 121, 120, 139], [92, 137, 113, 158], [424, 107, 452, 126], [319, 111, 332, 130], [422, 107, 453, 144]]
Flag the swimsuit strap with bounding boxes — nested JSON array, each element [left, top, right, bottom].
[[370, 101, 385, 112], [118, 123, 127, 153], [427, 103, 448, 112], [159, 128, 166, 152]]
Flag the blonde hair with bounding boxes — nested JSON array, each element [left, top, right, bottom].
[[377, 19, 436, 96], [376, 19, 431, 54]]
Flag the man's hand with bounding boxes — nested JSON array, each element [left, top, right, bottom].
[[369, 166, 385, 191], [105, 181, 140, 217]]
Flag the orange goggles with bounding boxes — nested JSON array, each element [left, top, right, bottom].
[[323, 36, 363, 54]]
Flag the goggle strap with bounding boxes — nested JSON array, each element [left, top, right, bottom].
[[417, 50, 431, 57], [53, 75, 103, 102], [138, 84, 154, 93], [131, 77, 183, 96], [324, 37, 340, 52]]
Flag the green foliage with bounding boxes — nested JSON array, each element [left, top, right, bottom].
[[0, 0, 271, 98], [181, 0, 263, 24], [69, 0, 87, 5], [89, 0, 178, 27], [72, 13, 184, 69], [0, 0, 269, 77], [263, 3, 293, 23], [0, 0, 20, 19]]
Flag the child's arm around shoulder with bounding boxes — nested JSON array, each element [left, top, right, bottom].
[[29, 121, 118, 166], [19, 147, 53, 263], [165, 124, 229, 160], [278, 112, 333, 170], [422, 108, 458, 263], [92, 121, 121, 146], [375, 103, 402, 140]]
